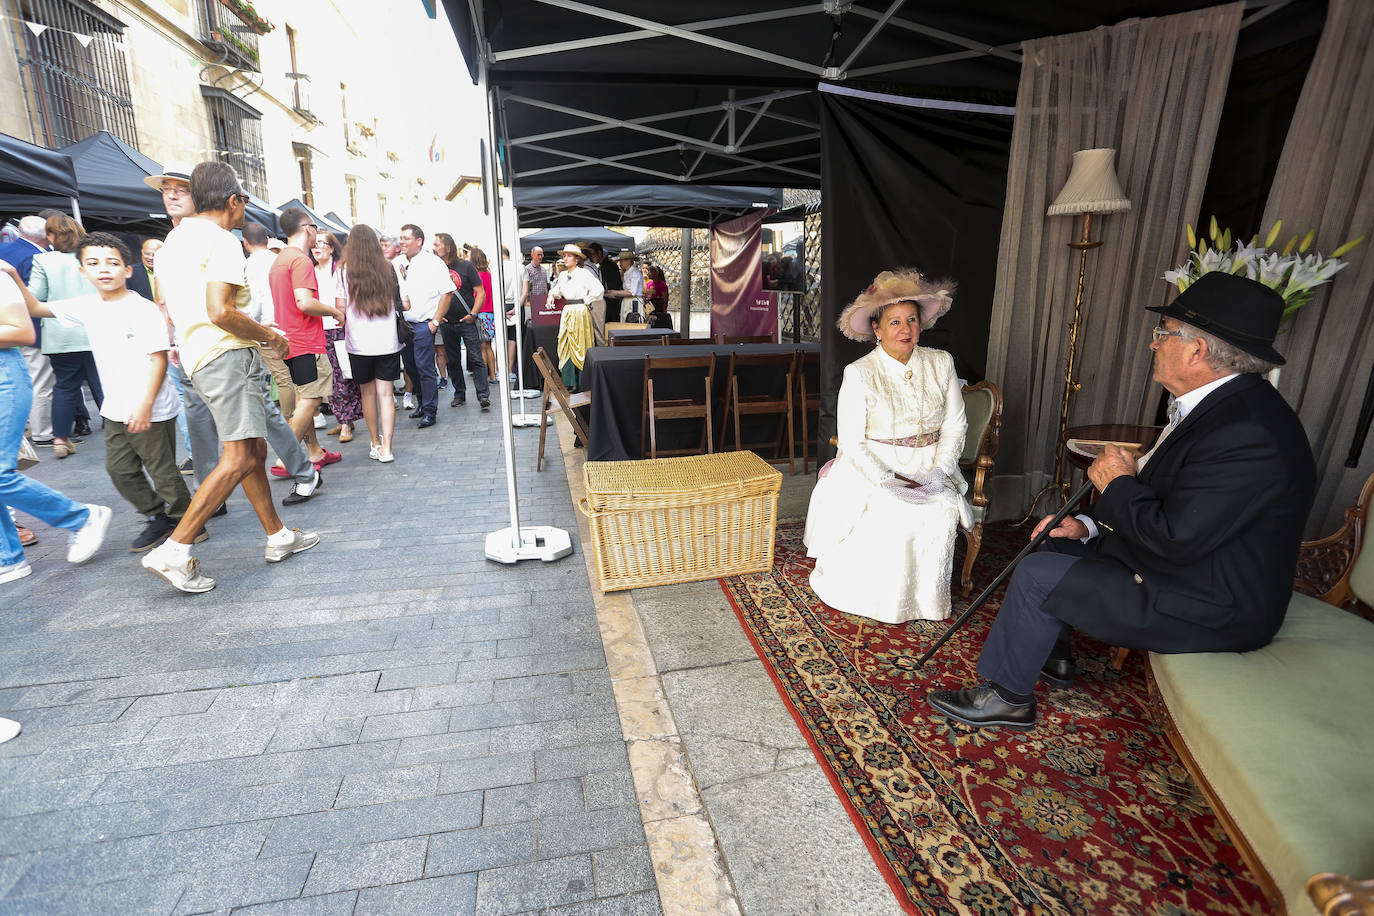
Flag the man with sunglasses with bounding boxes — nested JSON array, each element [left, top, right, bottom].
[[929, 272, 1316, 729], [143, 163, 319, 592]]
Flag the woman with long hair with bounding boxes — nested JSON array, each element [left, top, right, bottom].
[[341, 225, 402, 462], [314, 231, 362, 443], [468, 246, 498, 382], [432, 233, 462, 390], [30, 214, 101, 458]]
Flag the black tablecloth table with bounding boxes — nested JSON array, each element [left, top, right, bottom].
[[581, 342, 820, 461], [609, 327, 681, 342]]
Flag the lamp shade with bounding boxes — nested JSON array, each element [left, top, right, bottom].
[[1047, 148, 1131, 216]]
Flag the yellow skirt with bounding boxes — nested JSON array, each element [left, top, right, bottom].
[[557, 303, 593, 371]]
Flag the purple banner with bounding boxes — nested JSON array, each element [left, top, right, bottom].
[[710, 211, 777, 341]]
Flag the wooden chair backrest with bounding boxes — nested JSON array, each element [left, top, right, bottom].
[[609, 336, 668, 347], [533, 347, 590, 444], [716, 334, 774, 345]]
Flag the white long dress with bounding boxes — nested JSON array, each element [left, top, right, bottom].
[[803, 346, 973, 623]]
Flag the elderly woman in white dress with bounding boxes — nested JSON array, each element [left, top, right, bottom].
[[551, 243, 603, 390], [803, 270, 973, 624]]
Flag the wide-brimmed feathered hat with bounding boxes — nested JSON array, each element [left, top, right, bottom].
[[1147, 271, 1287, 365], [838, 269, 954, 342]]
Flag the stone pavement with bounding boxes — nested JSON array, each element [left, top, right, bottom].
[[0, 390, 660, 915]]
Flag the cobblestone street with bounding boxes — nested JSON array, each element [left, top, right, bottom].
[[0, 392, 660, 915]]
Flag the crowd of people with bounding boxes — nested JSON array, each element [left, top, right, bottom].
[[0, 158, 611, 596]]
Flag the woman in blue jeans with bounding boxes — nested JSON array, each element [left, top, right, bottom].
[[0, 267, 111, 585]]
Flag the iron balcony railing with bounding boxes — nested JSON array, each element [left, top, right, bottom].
[[196, 0, 260, 71]]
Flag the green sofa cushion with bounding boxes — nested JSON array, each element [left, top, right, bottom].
[[1150, 596, 1374, 914]]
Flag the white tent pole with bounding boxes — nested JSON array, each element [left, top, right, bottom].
[[479, 49, 571, 565], [70, 197, 81, 224]]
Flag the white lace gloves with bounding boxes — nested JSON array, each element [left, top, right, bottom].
[[881, 469, 951, 504]]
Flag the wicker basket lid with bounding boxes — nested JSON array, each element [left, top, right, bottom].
[[583, 451, 781, 511]]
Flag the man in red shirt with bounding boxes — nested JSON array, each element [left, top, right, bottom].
[[268, 209, 344, 469]]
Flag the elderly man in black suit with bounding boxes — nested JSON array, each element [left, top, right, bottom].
[[929, 272, 1317, 729]]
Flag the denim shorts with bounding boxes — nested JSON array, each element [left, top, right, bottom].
[[189, 347, 267, 441]]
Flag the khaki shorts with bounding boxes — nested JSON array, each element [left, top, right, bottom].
[[189, 347, 267, 441], [292, 352, 334, 401]]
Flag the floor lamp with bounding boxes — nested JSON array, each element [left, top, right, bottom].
[[1021, 148, 1131, 522]]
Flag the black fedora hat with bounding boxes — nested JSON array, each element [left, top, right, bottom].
[[1147, 271, 1287, 366]]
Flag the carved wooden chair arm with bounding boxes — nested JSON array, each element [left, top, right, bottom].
[[1307, 872, 1374, 916]]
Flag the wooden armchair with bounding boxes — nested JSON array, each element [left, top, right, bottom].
[[1293, 469, 1374, 621], [957, 380, 1003, 596]]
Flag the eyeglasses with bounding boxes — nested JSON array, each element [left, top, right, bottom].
[[1151, 324, 1187, 342]]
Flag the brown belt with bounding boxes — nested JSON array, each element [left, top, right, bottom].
[[868, 431, 940, 448]]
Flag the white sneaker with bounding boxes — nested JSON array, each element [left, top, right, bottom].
[[141, 549, 216, 593], [266, 528, 320, 563], [67, 504, 111, 563], [369, 444, 381, 461], [403, 393, 417, 410], [0, 561, 32, 584], [0, 717, 20, 744]]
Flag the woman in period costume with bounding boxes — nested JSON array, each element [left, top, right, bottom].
[[551, 243, 602, 389], [803, 269, 973, 624]]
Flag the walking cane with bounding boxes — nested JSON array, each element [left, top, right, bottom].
[[914, 477, 1096, 668]]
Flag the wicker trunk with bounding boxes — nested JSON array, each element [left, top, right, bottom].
[[579, 451, 782, 592]]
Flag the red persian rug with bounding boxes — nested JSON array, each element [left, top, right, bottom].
[[718, 521, 1269, 916]]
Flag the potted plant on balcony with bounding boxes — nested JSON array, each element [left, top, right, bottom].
[[219, 0, 274, 34]]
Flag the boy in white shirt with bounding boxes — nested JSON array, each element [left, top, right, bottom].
[[14, 232, 198, 552]]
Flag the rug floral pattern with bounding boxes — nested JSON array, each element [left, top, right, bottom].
[[718, 521, 1268, 915]]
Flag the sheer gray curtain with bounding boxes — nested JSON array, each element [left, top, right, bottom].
[[1260, 0, 1374, 536], [984, 5, 1243, 519]]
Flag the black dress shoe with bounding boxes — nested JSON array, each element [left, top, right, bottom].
[[408, 407, 426, 419], [927, 686, 1036, 729], [417, 415, 436, 429], [1040, 657, 1076, 687]]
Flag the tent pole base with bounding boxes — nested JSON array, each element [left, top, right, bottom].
[[510, 414, 548, 428], [485, 526, 573, 563], [509, 388, 542, 399]]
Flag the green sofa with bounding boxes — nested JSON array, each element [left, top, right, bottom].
[[1148, 481, 1374, 915]]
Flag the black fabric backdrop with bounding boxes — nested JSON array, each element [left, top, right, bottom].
[[817, 92, 1012, 462]]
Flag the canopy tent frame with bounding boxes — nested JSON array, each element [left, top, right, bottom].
[[448, 0, 1300, 190]]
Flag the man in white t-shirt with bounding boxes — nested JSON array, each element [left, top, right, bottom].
[[397, 223, 454, 427], [241, 221, 279, 324], [12, 232, 194, 553], [143, 162, 320, 593]]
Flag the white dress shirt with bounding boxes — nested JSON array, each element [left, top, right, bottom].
[[1076, 373, 1238, 539], [400, 250, 455, 323]]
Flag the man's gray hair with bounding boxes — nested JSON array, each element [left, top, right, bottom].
[[1177, 323, 1275, 375], [18, 215, 46, 241], [190, 161, 242, 213], [379, 233, 397, 244]]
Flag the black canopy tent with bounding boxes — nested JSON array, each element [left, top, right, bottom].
[[444, 0, 1324, 468], [512, 184, 782, 228], [0, 131, 79, 219], [59, 131, 167, 231], [274, 199, 349, 237], [517, 226, 633, 257]]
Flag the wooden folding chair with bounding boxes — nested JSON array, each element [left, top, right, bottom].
[[720, 351, 795, 474], [794, 349, 821, 473], [641, 354, 715, 458], [715, 334, 774, 344], [609, 335, 668, 347], [532, 347, 591, 471], [665, 336, 707, 346]]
